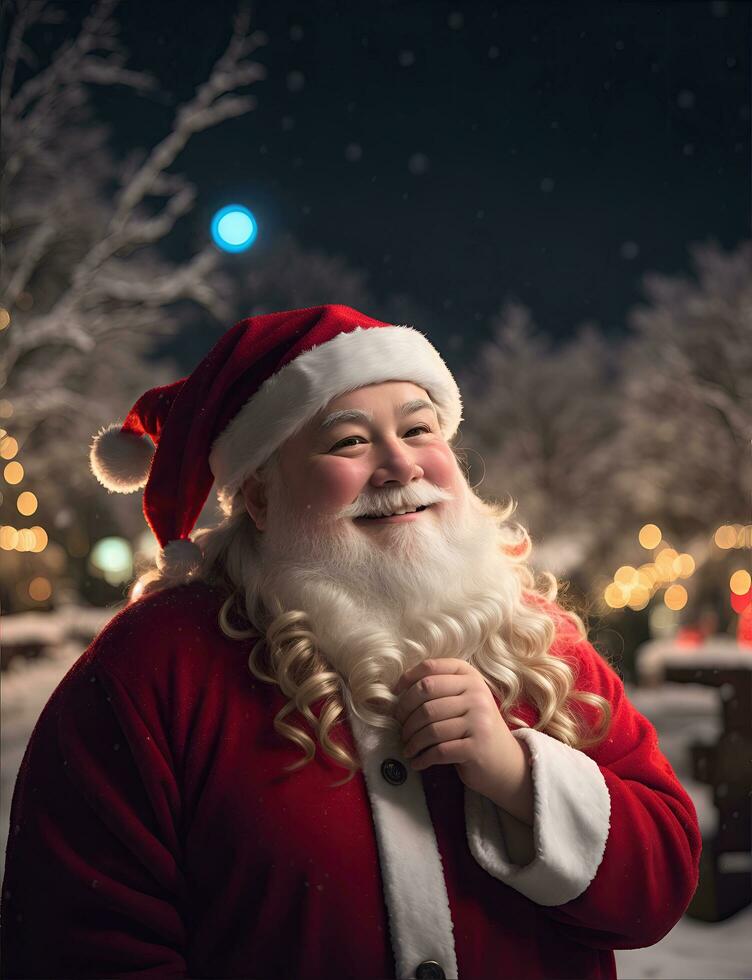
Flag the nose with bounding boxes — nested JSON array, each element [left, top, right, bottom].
[[370, 439, 424, 486]]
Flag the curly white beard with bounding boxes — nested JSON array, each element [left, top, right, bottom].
[[252, 461, 524, 703]]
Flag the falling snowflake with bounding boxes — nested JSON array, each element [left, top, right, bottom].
[[287, 70, 305, 92], [408, 153, 429, 175]]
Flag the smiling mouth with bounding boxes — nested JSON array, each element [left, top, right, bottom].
[[356, 504, 433, 521]]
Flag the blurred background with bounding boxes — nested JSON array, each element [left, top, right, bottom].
[[1, 1, 750, 976]]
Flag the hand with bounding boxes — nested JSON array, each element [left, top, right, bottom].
[[394, 658, 534, 825]]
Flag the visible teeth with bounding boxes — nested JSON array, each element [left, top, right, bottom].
[[362, 505, 428, 519]]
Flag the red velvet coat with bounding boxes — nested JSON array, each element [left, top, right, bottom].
[[1, 582, 701, 979]]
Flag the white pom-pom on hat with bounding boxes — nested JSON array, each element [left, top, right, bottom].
[[156, 538, 203, 576], [89, 423, 154, 493]]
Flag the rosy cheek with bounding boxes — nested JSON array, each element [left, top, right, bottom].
[[310, 458, 365, 506], [423, 443, 456, 474]]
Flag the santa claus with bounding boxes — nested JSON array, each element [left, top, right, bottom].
[[1, 305, 701, 979]]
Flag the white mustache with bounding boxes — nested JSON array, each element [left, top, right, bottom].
[[337, 482, 455, 520]]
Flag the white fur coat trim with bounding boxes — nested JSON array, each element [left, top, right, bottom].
[[464, 727, 611, 907], [209, 324, 463, 501], [347, 707, 459, 980]]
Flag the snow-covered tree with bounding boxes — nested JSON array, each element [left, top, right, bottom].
[[1, 0, 266, 516], [0, 0, 385, 612], [459, 241, 752, 617], [0, 0, 267, 609], [614, 239, 752, 545], [457, 301, 620, 579], [600, 239, 752, 627]]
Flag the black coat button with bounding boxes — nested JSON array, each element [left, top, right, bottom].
[[380, 757, 407, 785], [415, 961, 445, 979]]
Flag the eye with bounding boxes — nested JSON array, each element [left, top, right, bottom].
[[330, 425, 431, 451]]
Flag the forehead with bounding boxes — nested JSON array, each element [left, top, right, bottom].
[[312, 381, 436, 431]]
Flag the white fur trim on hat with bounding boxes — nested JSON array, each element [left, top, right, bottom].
[[208, 324, 463, 503], [89, 424, 154, 493]]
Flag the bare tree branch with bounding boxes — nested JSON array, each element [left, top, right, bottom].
[[0, 0, 266, 532]]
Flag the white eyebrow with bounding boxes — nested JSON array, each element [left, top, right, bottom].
[[318, 398, 435, 432]]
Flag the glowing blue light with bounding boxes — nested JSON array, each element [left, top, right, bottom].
[[211, 205, 258, 253], [89, 536, 133, 585]]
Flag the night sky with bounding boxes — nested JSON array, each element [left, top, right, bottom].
[[36, 0, 752, 354]]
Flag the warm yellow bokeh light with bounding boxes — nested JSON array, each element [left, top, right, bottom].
[[730, 570, 752, 596], [627, 586, 651, 610], [656, 547, 678, 564], [664, 584, 688, 611], [673, 553, 695, 578], [0, 436, 18, 460], [0, 400, 13, 419], [4, 461, 23, 484], [604, 583, 628, 608], [737, 525, 752, 549], [28, 577, 52, 602], [17, 491, 38, 516], [0, 308, 9, 330], [15, 528, 36, 551], [0, 526, 18, 550], [655, 548, 679, 580], [638, 564, 659, 588], [614, 565, 639, 586], [638, 524, 662, 550], [714, 525, 737, 549], [30, 526, 48, 552]]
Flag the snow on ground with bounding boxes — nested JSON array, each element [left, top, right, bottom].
[[615, 683, 751, 979], [614, 904, 752, 979], [1, 618, 750, 977], [636, 636, 752, 685], [1, 641, 83, 879]]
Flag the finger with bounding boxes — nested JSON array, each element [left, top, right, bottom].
[[394, 658, 471, 695], [400, 694, 469, 743], [403, 717, 470, 760], [409, 737, 473, 771], [394, 674, 467, 725]]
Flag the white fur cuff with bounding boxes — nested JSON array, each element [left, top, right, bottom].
[[465, 728, 611, 907]]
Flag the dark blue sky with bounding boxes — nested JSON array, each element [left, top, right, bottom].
[[37, 0, 752, 351]]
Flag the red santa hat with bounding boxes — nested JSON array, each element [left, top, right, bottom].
[[89, 304, 463, 574]]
